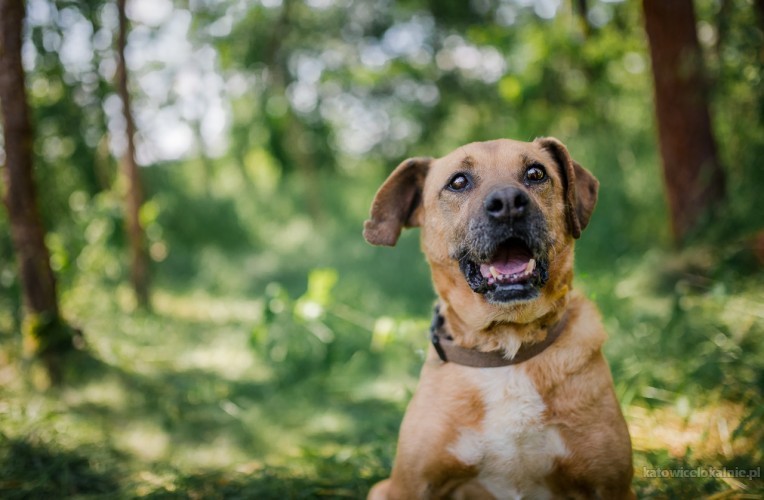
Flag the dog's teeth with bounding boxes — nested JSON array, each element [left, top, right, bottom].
[[489, 266, 501, 279], [526, 258, 536, 274]]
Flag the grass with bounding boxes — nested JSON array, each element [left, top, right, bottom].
[[1, 175, 763, 498], [1, 281, 403, 498]]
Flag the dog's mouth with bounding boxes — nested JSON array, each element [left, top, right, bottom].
[[458, 237, 549, 303], [478, 242, 537, 285]]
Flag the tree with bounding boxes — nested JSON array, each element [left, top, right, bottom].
[[642, 0, 726, 243], [253, 0, 325, 219], [116, 0, 151, 308], [0, 0, 76, 381]]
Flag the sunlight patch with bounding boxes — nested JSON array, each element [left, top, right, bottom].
[[305, 411, 352, 435], [356, 378, 416, 404], [174, 436, 249, 468], [117, 421, 169, 461], [627, 402, 748, 459], [63, 378, 128, 411], [153, 290, 263, 324], [178, 339, 259, 379]]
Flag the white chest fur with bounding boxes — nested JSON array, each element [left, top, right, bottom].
[[447, 366, 568, 500]]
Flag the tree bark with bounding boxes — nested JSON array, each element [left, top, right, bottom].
[[0, 0, 74, 375], [116, 0, 150, 308], [643, 0, 725, 243]]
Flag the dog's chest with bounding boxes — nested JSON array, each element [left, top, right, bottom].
[[447, 366, 567, 499]]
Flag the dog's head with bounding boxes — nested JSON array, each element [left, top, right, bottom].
[[364, 138, 598, 325]]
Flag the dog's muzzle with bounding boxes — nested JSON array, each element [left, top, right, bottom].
[[457, 186, 550, 304]]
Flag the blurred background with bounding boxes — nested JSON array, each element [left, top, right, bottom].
[[0, 0, 762, 497]]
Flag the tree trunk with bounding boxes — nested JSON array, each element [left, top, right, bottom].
[[116, 0, 150, 308], [263, 0, 324, 221], [573, 0, 592, 37], [0, 0, 74, 379], [643, 0, 725, 243]]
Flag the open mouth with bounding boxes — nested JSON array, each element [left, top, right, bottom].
[[479, 243, 537, 286], [459, 237, 548, 303]]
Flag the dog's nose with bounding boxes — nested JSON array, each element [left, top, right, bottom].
[[484, 187, 529, 221]]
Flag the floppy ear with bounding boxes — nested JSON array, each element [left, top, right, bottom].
[[536, 137, 599, 239], [363, 157, 432, 246]]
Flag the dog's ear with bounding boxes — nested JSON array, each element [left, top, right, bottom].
[[363, 157, 432, 246], [536, 137, 599, 239]]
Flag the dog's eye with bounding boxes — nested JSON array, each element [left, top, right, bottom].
[[525, 165, 546, 183], [447, 173, 471, 192]]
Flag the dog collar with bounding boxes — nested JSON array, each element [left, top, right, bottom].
[[429, 305, 568, 368]]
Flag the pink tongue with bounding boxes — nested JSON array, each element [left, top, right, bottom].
[[480, 259, 528, 278], [479, 245, 532, 278]]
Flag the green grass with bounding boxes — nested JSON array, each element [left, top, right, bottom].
[[1, 281, 404, 498], [1, 174, 763, 498]]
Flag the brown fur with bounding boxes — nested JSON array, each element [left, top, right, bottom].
[[364, 138, 633, 499]]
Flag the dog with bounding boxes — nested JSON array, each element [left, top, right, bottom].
[[363, 137, 633, 499]]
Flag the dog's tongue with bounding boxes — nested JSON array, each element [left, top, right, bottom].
[[479, 245, 533, 278]]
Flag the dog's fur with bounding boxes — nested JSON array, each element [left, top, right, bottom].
[[363, 138, 633, 499]]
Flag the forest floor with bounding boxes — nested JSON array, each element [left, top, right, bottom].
[[1, 235, 763, 498]]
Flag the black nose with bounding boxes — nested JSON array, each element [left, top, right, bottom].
[[484, 187, 529, 220]]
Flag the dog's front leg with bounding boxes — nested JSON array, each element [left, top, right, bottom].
[[367, 361, 491, 499]]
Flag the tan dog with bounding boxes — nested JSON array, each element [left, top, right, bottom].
[[363, 138, 633, 499]]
